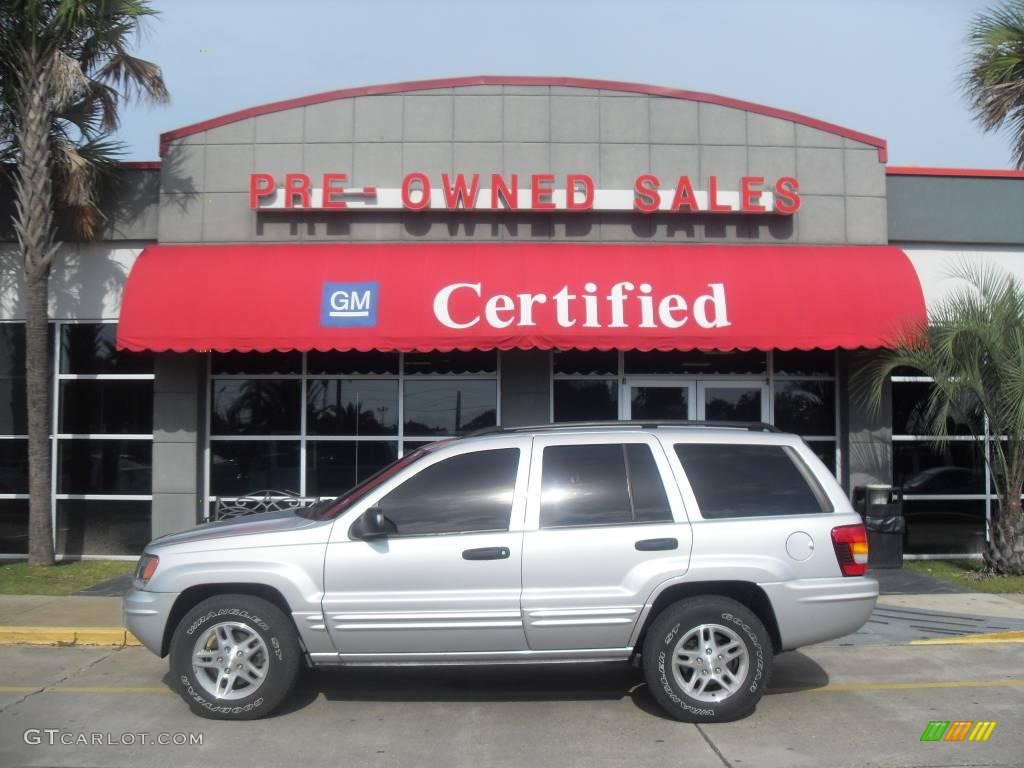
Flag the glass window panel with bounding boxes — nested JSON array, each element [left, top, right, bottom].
[[0, 499, 28, 554], [773, 380, 835, 436], [58, 440, 152, 494], [894, 442, 986, 495], [403, 380, 497, 436], [703, 387, 763, 422], [625, 444, 673, 522], [60, 323, 152, 374], [305, 440, 399, 497], [631, 386, 689, 420], [0, 376, 26, 435], [377, 448, 519, 535], [773, 350, 835, 376], [541, 444, 632, 527], [59, 380, 153, 434], [674, 444, 830, 518], [903, 499, 985, 555], [306, 380, 398, 436], [210, 440, 300, 497], [552, 350, 618, 375], [806, 440, 837, 476], [56, 500, 151, 557], [0, 324, 25, 377], [0, 439, 28, 493], [625, 350, 766, 375], [211, 351, 301, 375], [307, 350, 399, 375], [892, 382, 977, 437], [403, 351, 497, 375], [211, 380, 301, 435], [553, 380, 617, 422]]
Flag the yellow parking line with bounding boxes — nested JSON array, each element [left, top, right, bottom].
[[910, 631, 1024, 646], [773, 679, 1024, 694]]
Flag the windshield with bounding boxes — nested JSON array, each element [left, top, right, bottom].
[[296, 446, 434, 520]]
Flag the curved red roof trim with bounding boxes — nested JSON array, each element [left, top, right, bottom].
[[886, 166, 1024, 179], [158, 75, 888, 161]]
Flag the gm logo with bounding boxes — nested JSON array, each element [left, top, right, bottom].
[[321, 282, 378, 327]]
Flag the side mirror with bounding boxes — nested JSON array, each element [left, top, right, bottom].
[[349, 507, 388, 540]]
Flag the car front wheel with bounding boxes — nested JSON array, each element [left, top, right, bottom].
[[169, 594, 301, 720], [642, 595, 772, 722]]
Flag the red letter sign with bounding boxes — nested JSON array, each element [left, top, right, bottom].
[[249, 173, 276, 209], [322, 173, 348, 209]]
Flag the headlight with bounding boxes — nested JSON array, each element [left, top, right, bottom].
[[133, 554, 159, 589]]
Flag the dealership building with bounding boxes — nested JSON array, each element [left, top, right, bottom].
[[1, 76, 1023, 559]]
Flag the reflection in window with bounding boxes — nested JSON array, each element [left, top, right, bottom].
[[61, 324, 151, 374], [403, 380, 497, 436], [59, 380, 154, 434], [211, 380, 301, 435], [211, 351, 301, 375], [56, 500, 150, 556], [624, 350, 766, 375], [0, 440, 28, 493], [306, 441, 398, 497], [774, 381, 835, 436], [308, 350, 399, 375], [306, 380, 398, 435], [58, 440, 152, 494], [403, 351, 496, 375], [0, 324, 27, 434], [892, 382, 977, 436], [210, 440, 300, 496], [553, 380, 617, 422], [703, 387, 762, 422], [773, 350, 834, 376], [553, 350, 617, 375], [893, 442, 986, 495], [0, 500, 28, 554], [377, 449, 519, 535]]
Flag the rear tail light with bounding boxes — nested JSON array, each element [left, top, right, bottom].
[[831, 524, 868, 576]]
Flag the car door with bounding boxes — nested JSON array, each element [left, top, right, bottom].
[[322, 436, 530, 659], [521, 433, 692, 651]]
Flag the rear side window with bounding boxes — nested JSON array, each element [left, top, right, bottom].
[[673, 443, 830, 519], [377, 448, 519, 535], [540, 443, 672, 528]]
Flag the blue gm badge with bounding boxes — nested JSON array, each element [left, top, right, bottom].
[[321, 282, 379, 327]]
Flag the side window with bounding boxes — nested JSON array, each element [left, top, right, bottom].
[[673, 443, 831, 519], [377, 448, 519, 535], [540, 443, 672, 528]]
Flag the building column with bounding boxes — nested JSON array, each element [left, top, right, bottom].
[[842, 350, 893, 494], [151, 353, 204, 537], [499, 350, 552, 427]]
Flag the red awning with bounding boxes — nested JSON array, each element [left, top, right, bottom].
[[116, 243, 926, 353]]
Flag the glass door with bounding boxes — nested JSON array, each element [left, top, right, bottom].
[[697, 381, 769, 423], [623, 380, 696, 420]]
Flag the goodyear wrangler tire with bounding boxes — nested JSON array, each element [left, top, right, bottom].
[[642, 596, 772, 723], [169, 594, 300, 720]]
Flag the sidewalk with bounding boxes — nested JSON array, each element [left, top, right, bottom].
[[0, 579, 1022, 647]]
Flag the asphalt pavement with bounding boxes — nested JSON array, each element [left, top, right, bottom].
[[0, 641, 1022, 768]]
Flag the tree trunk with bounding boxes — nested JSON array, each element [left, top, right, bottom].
[[13, 49, 58, 566], [985, 495, 1024, 575]]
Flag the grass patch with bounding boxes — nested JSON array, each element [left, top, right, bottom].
[[0, 560, 135, 596], [905, 560, 1024, 594]]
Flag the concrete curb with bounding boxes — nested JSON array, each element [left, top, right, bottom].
[[910, 630, 1024, 646], [0, 627, 141, 647]]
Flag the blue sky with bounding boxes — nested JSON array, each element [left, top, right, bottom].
[[117, 0, 1013, 168]]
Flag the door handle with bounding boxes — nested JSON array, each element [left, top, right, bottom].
[[462, 546, 511, 560], [635, 538, 678, 551]]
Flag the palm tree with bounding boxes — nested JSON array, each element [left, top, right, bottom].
[[963, 1, 1024, 168], [858, 264, 1024, 575], [1, 0, 168, 564]]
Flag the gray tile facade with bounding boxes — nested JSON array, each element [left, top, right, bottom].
[[161, 83, 886, 246]]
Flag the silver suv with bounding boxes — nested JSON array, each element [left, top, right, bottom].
[[124, 422, 877, 722]]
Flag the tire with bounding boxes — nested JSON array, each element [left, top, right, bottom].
[[169, 594, 301, 720], [641, 595, 772, 723]]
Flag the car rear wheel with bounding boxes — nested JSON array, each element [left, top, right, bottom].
[[169, 594, 300, 720], [641, 595, 772, 722]]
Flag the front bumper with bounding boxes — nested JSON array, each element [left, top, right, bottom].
[[123, 588, 179, 656], [759, 576, 878, 650]]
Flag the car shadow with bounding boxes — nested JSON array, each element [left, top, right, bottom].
[[265, 650, 829, 719]]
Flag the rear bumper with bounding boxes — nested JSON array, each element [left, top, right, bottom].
[[759, 577, 878, 650], [123, 588, 179, 656]]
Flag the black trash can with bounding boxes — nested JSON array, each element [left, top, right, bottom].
[[852, 484, 904, 569]]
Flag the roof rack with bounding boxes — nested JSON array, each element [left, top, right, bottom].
[[466, 421, 780, 437]]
